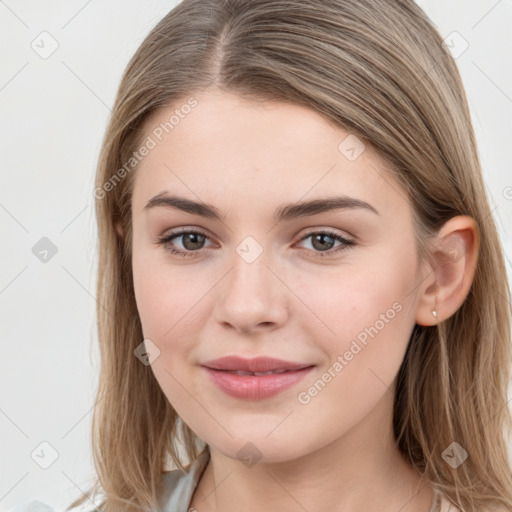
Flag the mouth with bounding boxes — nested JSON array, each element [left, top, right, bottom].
[[201, 355, 314, 373], [217, 369, 297, 376], [200, 357, 316, 400]]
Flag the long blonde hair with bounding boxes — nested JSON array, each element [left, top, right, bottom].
[[68, 1, 512, 510]]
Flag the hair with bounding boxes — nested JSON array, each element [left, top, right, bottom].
[[68, 1, 512, 511]]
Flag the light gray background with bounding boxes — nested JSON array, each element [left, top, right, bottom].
[[1, 1, 511, 510]]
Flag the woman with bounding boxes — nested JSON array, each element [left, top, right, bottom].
[[69, 0, 512, 510]]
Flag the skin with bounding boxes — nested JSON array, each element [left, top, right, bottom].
[[127, 88, 479, 511]]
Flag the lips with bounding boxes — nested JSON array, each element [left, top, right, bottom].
[[201, 356, 315, 400]]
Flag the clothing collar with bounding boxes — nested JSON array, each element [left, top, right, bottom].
[[159, 448, 210, 512]]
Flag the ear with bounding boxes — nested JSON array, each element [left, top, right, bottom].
[[415, 215, 479, 326], [114, 220, 124, 238]]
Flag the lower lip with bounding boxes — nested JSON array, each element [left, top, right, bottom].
[[202, 366, 315, 400]]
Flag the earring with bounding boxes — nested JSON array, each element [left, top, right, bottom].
[[432, 294, 438, 318]]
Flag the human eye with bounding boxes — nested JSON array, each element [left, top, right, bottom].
[[156, 227, 216, 258], [294, 228, 355, 257], [156, 227, 355, 259]]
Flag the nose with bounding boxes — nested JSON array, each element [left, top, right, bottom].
[[212, 247, 289, 335]]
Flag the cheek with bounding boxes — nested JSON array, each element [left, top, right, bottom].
[[295, 258, 413, 345], [132, 255, 206, 414], [132, 243, 205, 343], [296, 253, 417, 391], [294, 254, 417, 417]]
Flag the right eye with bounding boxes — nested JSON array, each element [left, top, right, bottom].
[[157, 228, 215, 258]]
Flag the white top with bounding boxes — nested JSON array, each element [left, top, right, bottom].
[[8, 449, 461, 512]]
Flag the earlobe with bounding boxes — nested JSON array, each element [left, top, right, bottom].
[[415, 215, 479, 326]]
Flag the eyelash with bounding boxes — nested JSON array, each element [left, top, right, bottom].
[[156, 227, 355, 259]]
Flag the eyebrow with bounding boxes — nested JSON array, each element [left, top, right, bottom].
[[144, 192, 379, 222]]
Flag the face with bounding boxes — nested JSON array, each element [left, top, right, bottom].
[[130, 89, 425, 463]]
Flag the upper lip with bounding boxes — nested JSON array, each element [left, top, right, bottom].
[[201, 356, 314, 373]]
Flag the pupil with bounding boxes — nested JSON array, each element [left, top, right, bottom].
[[312, 234, 334, 251], [183, 233, 205, 250]]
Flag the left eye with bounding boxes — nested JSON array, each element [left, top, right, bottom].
[[157, 229, 355, 258], [296, 230, 354, 254]]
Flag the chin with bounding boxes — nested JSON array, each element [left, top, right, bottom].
[[204, 430, 311, 466]]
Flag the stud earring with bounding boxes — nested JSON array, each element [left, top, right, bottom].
[[432, 294, 438, 318]]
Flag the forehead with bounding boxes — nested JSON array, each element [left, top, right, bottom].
[[131, 89, 411, 221]]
